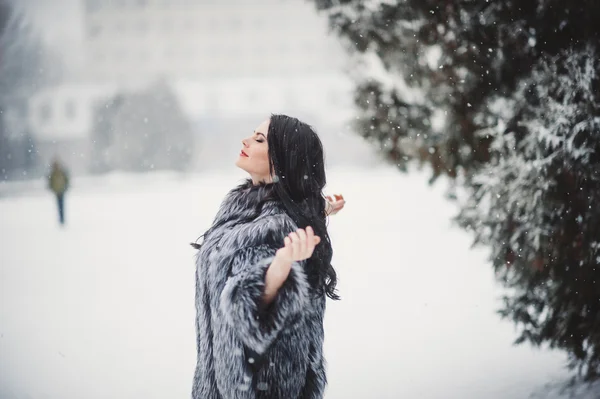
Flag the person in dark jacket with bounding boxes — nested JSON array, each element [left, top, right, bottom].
[[191, 114, 345, 399], [48, 159, 70, 226]]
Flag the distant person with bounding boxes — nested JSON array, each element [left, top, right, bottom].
[[190, 114, 345, 399], [48, 159, 70, 226]]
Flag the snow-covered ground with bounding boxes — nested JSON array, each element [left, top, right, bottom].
[[1, 165, 596, 399]]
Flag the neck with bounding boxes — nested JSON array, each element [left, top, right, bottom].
[[251, 174, 272, 185]]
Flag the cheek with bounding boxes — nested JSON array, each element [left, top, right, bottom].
[[260, 148, 270, 162], [256, 148, 270, 168]]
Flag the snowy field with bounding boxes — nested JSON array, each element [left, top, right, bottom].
[[1, 165, 596, 399]]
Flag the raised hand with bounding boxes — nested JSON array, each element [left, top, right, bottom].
[[275, 227, 321, 263], [325, 194, 345, 216], [264, 227, 321, 304]]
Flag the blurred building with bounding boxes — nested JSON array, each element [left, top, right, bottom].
[[28, 83, 117, 173], [81, 0, 345, 83], [25, 0, 376, 175]]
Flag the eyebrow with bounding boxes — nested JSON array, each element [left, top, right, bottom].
[[255, 132, 266, 138]]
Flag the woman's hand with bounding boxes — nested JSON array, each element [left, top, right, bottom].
[[275, 227, 321, 264], [325, 194, 345, 216], [264, 227, 321, 304]]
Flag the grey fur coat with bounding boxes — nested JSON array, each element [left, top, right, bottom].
[[192, 180, 327, 399]]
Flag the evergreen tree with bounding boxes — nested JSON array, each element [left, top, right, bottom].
[[460, 47, 600, 378], [312, 0, 600, 380]]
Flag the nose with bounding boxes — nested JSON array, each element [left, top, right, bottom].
[[242, 138, 249, 147]]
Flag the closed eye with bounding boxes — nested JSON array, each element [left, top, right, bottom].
[[254, 132, 267, 143]]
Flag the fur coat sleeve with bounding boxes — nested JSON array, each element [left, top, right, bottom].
[[220, 244, 310, 355]]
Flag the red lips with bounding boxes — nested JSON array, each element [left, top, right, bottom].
[[240, 150, 249, 157]]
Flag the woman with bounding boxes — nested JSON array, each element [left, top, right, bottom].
[[191, 114, 345, 399]]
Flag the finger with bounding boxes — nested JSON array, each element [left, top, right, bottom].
[[326, 195, 333, 202], [297, 228, 308, 254], [334, 194, 343, 201], [283, 237, 292, 250], [308, 235, 321, 257], [306, 226, 314, 244], [289, 232, 301, 259]]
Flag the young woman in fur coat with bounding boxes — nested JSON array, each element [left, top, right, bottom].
[[191, 114, 345, 399]]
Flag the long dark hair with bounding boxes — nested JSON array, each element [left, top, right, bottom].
[[267, 114, 338, 300]]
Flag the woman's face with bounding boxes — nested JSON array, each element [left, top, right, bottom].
[[235, 119, 271, 183]]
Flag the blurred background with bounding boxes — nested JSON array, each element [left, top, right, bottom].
[[0, 0, 376, 182], [1, 0, 600, 398]]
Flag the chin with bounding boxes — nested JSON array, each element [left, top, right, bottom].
[[235, 158, 247, 171]]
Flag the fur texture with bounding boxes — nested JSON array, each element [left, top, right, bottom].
[[192, 180, 327, 399]]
